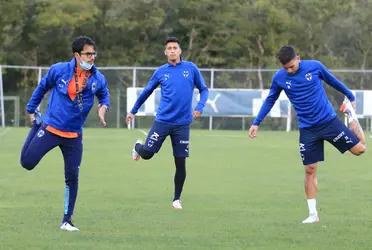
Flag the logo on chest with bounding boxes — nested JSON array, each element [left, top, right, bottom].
[[285, 80, 292, 89], [164, 73, 170, 81], [183, 70, 189, 78], [305, 73, 312, 81], [59, 79, 68, 89]]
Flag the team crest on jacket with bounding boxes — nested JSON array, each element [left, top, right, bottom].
[[183, 70, 189, 78], [305, 73, 312, 81], [164, 73, 169, 81], [92, 82, 97, 91]]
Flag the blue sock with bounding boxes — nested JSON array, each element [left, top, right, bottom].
[[62, 182, 78, 223]]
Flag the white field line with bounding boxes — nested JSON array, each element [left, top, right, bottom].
[[137, 129, 148, 136]]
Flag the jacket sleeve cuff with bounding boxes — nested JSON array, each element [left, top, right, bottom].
[[252, 119, 260, 126]]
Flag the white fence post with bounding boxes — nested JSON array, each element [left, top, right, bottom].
[[286, 102, 292, 132], [36, 67, 43, 112], [0, 66, 5, 128], [116, 88, 120, 128], [37, 67, 42, 84], [129, 68, 137, 129], [209, 69, 214, 131]]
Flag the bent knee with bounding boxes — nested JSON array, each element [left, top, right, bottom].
[[139, 149, 154, 160], [142, 153, 154, 160], [350, 146, 366, 156], [350, 143, 366, 156], [20, 158, 37, 171]]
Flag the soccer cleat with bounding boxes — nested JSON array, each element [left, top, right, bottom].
[[339, 97, 357, 123], [301, 214, 319, 224], [60, 221, 80, 231], [172, 199, 183, 209], [132, 139, 143, 161]]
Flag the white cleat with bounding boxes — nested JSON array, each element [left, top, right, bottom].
[[60, 221, 80, 231], [339, 97, 358, 123], [172, 199, 183, 210], [302, 214, 319, 224], [132, 139, 143, 161]]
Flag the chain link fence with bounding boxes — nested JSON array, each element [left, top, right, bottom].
[[1, 65, 372, 130]]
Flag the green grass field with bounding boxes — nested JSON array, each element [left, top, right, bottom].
[[0, 128, 371, 249]]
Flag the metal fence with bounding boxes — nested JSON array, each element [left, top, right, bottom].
[[1, 65, 372, 130]]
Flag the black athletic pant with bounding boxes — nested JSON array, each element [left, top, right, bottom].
[[135, 143, 186, 201]]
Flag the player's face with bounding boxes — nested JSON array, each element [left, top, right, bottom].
[[283, 56, 300, 74], [165, 42, 181, 63], [75, 44, 96, 65]]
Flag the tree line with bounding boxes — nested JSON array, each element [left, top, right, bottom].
[[1, 0, 371, 70]]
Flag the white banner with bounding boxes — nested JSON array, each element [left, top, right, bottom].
[[127, 88, 290, 117]]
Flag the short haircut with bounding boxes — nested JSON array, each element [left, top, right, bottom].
[[277, 45, 297, 65], [164, 36, 180, 46], [72, 36, 96, 54]]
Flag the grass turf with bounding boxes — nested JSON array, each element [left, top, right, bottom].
[[0, 128, 371, 249]]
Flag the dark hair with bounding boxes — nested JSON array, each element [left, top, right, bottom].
[[164, 36, 180, 46], [72, 36, 96, 54], [277, 45, 297, 65]]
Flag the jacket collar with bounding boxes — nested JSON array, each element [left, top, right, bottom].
[[167, 60, 183, 67]]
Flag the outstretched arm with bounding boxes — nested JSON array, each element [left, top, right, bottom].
[[126, 71, 160, 124], [318, 62, 355, 102], [249, 81, 282, 139], [26, 67, 56, 124], [319, 62, 366, 147], [95, 76, 110, 127], [26, 67, 56, 114], [193, 65, 209, 119]]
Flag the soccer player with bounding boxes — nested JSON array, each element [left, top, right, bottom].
[[126, 37, 209, 210], [20, 36, 110, 231], [248, 45, 366, 224]]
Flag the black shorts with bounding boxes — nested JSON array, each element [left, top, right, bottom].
[[143, 120, 190, 157], [299, 117, 359, 165]]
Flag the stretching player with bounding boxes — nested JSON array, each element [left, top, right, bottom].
[[249, 45, 366, 224], [20, 36, 110, 231], [126, 37, 209, 209]]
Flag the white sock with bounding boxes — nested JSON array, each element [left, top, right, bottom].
[[344, 99, 358, 122], [307, 198, 317, 215], [348, 108, 358, 123]]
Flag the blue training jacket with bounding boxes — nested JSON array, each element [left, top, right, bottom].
[[253, 60, 355, 128], [26, 58, 110, 133], [131, 61, 209, 125]]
